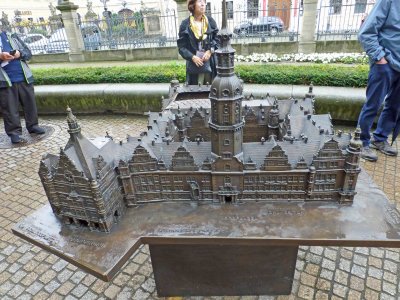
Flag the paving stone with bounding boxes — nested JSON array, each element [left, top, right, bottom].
[[385, 249, 400, 261], [350, 265, 366, 279], [104, 284, 121, 299], [26, 281, 44, 296], [364, 288, 380, 300], [44, 280, 61, 294], [349, 276, 365, 292], [56, 281, 75, 296], [380, 294, 397, 300], [7, 284, 25, 298], [310, 246, 324, 255], [320, 269, 334, 281], [132, 288, 150, 300], [297, 285, 314, 300], [315, 278, 331, 291], [382, 281, 397, 296], [113, 272, 131, 287], [52, 260, 69, 272], [304, 263, 319, 276], [0, 281, 15, 295], [81, 290, 99, 300], [10, 269, 27, 283], [115, 286, 134, 300], [366, 277, 382, 292], [368, 266, 384, 279], [57, 269, 74, 283], [368, 256, 382, 269], [70, 270, 86, 284], [142, 277, 156, 293], [383, 260, 397, 274], [347, 290, 362, 300], [71, 283, 89, 298], [321, 258, 336, 271], [332, 283, 348, 298], [353, 254, 368, 266], [39, 269, 57, 284]]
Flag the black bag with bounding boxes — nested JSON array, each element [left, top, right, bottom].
[[186, 59, 212, 75]]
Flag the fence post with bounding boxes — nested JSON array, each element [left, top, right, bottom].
[[298, 0, 318, 54], [57, 1, 85, 62], [174, 0, 190, 26]]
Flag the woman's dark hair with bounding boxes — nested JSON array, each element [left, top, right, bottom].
[[187, 0, 196, 14], [188, 0, 206, 14]]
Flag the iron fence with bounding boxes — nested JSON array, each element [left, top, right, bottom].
[[316, 1, 376, 41], [8, 20, 66, 55], [203, 4, 301, 44], [4, 1, 377, 55]]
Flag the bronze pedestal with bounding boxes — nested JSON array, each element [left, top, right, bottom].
[[12, 171, 400, 296]]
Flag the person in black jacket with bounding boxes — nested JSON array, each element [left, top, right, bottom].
[[0, 21, 45, 144], [177, 0, 219, 85]]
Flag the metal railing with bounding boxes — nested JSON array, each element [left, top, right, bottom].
[[3, 1, 377, 54], [316, 1, 376, 41], [81, 10, 178, 50], [205, 5, 301, 44]]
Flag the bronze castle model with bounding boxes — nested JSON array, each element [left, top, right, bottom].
[[39, 12, 362, 233]]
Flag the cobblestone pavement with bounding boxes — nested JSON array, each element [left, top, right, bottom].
[[0, 115, 400, 300]]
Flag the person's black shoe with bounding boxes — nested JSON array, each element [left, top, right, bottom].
[[10, 134, 27, 144], [370, 139, 398, 156], [28, 126, 45, 134]]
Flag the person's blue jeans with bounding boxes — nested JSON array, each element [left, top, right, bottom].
[[358, 63, 400, 147]]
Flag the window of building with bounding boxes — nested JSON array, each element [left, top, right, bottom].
[[225, 164, 231, 171], [247, 0, 259, 18], [225, 176, 231, 184], [354, 0, 367, 14], [329, 0, 342, 14], [224, 139, 230, 145], [226, 1, 234, 19]]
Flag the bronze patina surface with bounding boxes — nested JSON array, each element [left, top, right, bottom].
[[12, 170, 400, 284]]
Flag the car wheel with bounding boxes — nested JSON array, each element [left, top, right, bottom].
[[239, 29, 248, 37], [270, 27, 278, 36]]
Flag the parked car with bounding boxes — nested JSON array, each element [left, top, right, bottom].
[[233, 16, 284, 36], [46, 24, 101, 53], [80, 23, 102, 50], [46, 28, 69, 53], [21, 33, 48, 55]]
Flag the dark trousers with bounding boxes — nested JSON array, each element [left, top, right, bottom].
[[357, 63, 400, 146], [0, 82, 39, 136]]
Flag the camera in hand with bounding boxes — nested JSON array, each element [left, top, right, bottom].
[[9, 50, 16, 56]]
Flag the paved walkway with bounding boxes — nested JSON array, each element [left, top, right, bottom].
[[0, 115, 400, 299]]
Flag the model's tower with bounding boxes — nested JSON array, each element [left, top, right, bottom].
[[209, 0, 244, 158], [340, 128, 362, 203]]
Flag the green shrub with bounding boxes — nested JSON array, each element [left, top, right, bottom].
[[32, 63, 369, 87]]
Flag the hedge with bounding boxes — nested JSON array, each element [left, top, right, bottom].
[[32, 62, 369, 88]]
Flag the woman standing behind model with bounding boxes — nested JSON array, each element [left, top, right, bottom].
[[177, 0, 219, 85]]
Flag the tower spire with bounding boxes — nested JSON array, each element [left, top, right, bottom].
[[222, 0, 227, 30]]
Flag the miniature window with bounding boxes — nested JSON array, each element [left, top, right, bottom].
[[64, 171, 74, 182], [225, 164, 231, 171], [223, 153, 232, 159], [224, 139, 230, 145], [224, 176, 231, 184], [223, 115, 229, 124]]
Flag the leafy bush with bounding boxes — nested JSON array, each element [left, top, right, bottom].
[[32, 62, 369, 87]]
